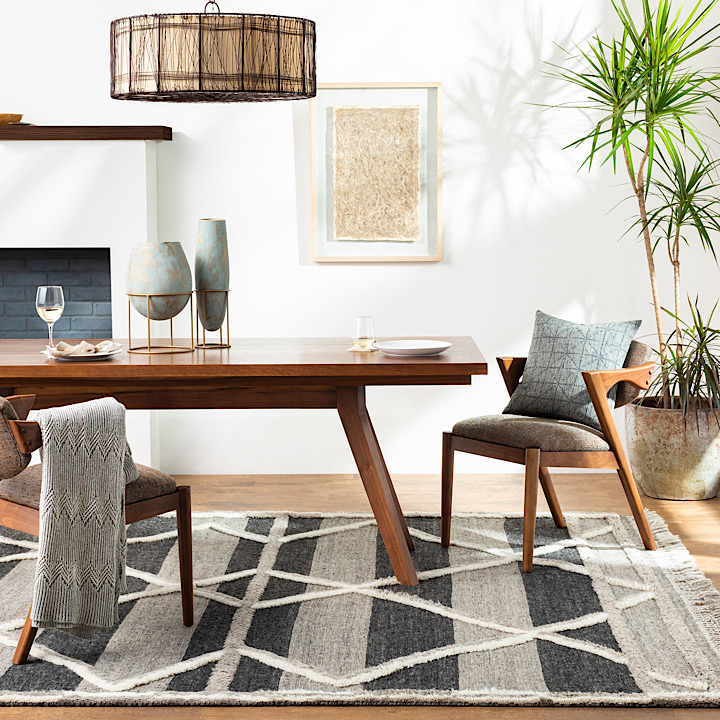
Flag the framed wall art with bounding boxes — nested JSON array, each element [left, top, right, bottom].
[[312, 82, 442, 262]]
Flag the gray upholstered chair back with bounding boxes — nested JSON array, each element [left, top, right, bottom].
[[615, 341, 654, 408], [0, 397, 31, 480]]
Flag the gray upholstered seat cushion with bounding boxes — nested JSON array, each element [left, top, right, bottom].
[[0, 398, 31, 480], [125, 465, 177, 505], [0, 463, 176, 511], [452, 414, 610, 452]]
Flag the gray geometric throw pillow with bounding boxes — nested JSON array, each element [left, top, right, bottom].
[[503, 311, 641, 431]]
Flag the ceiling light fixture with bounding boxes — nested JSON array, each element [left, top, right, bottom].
[[110, 1, 316, 102]]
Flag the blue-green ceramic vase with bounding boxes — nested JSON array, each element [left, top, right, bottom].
[[126, 242, 192, 320], [195, 219, 229, 332]]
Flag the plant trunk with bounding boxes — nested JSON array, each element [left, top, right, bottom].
[[672, 226, 682, 355], [623, 141, 670, 407]]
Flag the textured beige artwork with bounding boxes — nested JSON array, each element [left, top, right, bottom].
[[332, 106, 421, 242]]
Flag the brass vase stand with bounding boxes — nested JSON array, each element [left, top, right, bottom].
[[127, 292, 195, 354], [195, 289, 230, 349]]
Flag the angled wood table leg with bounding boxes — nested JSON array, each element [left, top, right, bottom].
[[365, 413, 414, 551], [337, 386, 418, 586]]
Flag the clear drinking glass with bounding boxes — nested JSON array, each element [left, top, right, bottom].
[[352, 316, 376, 351], [36, 286, 64, 349]]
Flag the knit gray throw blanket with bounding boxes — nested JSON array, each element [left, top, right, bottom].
[[31, 398, 138, 638]]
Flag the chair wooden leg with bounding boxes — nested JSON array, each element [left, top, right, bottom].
[[615, 456, 656, 550], [441, 433, 455, 548], [539, 467, 566, 528], [176, 486, 194, 627], [523, 449, 540, 572], [12, 607, 37, 665]]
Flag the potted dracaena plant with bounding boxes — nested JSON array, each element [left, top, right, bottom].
[[551, 0, 720, 499]]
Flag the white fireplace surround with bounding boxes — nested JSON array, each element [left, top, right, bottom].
[[0, 138, 163, 464]]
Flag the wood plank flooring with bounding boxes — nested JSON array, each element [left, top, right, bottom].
[[9, 471, 720, 719]]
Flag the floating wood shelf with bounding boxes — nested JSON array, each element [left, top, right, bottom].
[[0, 126, 172, 141]]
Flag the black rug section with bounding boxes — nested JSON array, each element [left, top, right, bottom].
[[169, 660, 218, 693], [505, 516, 585, 566], [0, 528, 35, 543], [167, 531, 268, 692], [0, 530, 33, 583], [168, 522, 271, 692], [506, 518, 641, 695], [235, 518, 322, 691], [536, 639, 641, 694], [37, 601, 137, 667], [126, 516, 176, 538], [0, 557, 19, 584], [365, 519, 458, 691], [246, 517, 274, 536], [0, 657, 81, 692], [230, 655, 283, 693]]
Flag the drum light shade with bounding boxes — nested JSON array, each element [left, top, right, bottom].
[[110, 11, 316, 102]]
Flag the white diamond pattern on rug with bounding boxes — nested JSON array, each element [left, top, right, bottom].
[[0, 511, 719, 706]]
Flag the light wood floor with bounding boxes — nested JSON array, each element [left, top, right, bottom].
[[9, 472, 720, 720]]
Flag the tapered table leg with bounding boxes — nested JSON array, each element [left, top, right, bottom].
[[337, 386, 418, 586], [365, 412, 414, 551]]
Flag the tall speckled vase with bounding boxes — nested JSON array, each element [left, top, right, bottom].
[[126, 242, 192, 320], [195, 218, 229, 332]]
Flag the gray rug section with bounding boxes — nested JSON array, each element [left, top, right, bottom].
[[0, 511, 719, 706]]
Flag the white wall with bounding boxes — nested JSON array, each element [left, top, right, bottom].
[[1, 1, 718, 475]]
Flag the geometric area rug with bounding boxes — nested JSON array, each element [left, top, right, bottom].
[[0, 511, 719, 707]]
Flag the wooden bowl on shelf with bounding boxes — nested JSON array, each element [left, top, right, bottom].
[[0, 114, 23, 125]]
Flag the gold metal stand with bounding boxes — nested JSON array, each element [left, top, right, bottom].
[[127, 292, 195, 354], [195, 289, 230, 349]]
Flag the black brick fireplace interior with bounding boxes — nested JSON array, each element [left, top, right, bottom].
[[0, 248, 111, 340]]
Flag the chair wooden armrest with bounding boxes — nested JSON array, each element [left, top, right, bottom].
[[582, 362, 653, 442], [5, 395, 35, 422], [497, 357, 527, 396], [581, 362, 654, 396], [582, 362, 654, 475], [4, 395, 41, 455], [8, 421, 42, 455]]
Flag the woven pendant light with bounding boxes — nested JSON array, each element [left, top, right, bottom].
[[111, 1, 315, 102]]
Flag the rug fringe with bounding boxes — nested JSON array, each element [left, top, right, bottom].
[[2, 687, 720, 707], [646, 510, 720, 646]]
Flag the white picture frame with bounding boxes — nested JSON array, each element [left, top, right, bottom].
[[312, 82, 443, 263]]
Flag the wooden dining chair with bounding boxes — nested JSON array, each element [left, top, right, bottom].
[[440, 341, 657, 571], [0, 394, 194, 665]]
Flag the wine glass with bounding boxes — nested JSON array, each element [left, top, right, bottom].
[[36, 286, 64, 350]]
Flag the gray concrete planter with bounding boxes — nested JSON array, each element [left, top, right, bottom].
[[625, 400, 720, 500]]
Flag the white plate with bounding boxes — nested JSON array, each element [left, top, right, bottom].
[[41, 348, 123, 361], [375, 340, 452, 357]]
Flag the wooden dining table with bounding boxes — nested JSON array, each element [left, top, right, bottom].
[[0, 337, 487, 586]]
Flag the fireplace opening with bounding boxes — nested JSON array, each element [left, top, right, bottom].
[[0, 248, 111, 340]]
